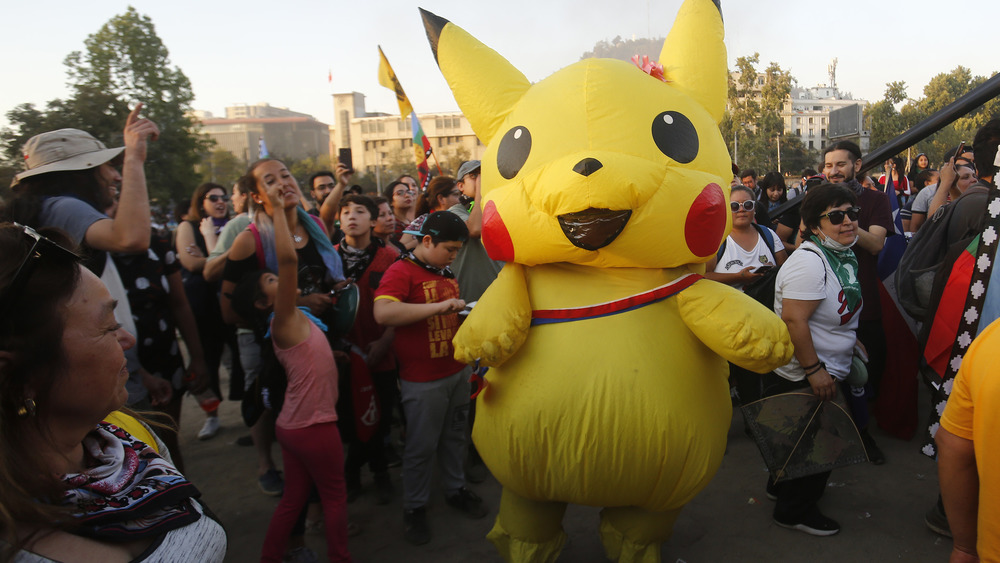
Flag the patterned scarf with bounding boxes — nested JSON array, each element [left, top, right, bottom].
[[338, 240, 380, 281], [808, 236, 861, 311], [405, 252, 455, 279], [61, 422, 202, 541]]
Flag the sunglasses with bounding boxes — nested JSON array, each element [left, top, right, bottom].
[[730, 200, 755, 212], [205, 194, 230, 203], [0, 223, 81, 317], [820, 207, 860, 225]]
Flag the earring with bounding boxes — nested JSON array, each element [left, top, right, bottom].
[[16, 398, 36, 417]]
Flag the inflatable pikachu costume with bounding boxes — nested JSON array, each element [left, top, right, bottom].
[[421, 1, 792, 561]]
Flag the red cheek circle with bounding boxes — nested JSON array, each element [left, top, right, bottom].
[[684, 183, 728, 257], [482, 200, 515, 262]]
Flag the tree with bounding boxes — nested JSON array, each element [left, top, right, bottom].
[[581, 36, 664, 62], [0, 7, 208, 203], [198, 148, 246, 186], [721, 53, 796, 172]]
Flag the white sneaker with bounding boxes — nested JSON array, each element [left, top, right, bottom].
[[198, 416, 220, 440]]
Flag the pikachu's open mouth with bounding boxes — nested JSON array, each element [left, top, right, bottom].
[[557, 208, 632, 251]]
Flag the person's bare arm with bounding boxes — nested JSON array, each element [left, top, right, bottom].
[[165, 270, 209, 392], [174, 221, 207, 273], [269, 188, 310, 350], [855, 224, 887, 255], [465, 182, 484, 238], [219, 231, 256, 326], [929, 158, 958, 219], [909, 212, 927, 233], [203, 250, 229, 283], [937, 426, 980, 563], [775, 223, 796, 253], [83, 104, 159, 253], [374, 297, 465, 327], [319, 163, 352, 234]]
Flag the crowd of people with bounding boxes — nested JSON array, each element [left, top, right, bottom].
[[1, 103, 999, 562]]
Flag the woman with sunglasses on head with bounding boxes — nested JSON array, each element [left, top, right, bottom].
[[383, 178, 418, 244], [0, 223, 226, 562], [174, 183, 242, 441], [758, 183, 867, 538], [398, 176, 463, 251], [705, 186, 786, 290]]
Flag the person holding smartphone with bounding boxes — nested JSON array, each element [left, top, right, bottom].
[[705, 185, 786, 290]]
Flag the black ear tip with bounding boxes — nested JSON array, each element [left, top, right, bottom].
[[712, 0, 723, 20], [419, 8, 450, 63]]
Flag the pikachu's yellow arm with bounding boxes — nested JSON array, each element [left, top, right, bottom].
[[453, 263, 531, 367], [677, 279, 794, 373]]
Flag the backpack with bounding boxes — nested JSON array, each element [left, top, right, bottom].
[[895, 187, 986, 321]]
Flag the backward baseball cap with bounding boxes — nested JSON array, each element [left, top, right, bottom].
[[12, 128, 124, 187]]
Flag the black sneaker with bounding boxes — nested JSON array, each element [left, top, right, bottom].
[[860, 428, 885, 465], [374, 472, 393, 505], [774, 509, 840, 536], [925, 500, 952, 538], [445, 487, 489, 519], [765, 476, 777, 501], [403, 506, 431, 545]]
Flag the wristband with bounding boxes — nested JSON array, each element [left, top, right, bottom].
[[800, 360, 821, 371], [804, 362, 826, 377]]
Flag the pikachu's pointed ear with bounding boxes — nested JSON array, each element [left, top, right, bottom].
[[421, 8, 531, 142], [660, 0, 727, 123]]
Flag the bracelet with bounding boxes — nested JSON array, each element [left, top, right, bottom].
[[804, 362, 826, 377], [800, 360, 821, 371]]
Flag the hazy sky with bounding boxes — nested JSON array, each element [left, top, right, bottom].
[[2, 0, 997, 132]]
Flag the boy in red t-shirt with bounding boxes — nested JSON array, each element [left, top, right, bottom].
[[374, 211, 487, 545]]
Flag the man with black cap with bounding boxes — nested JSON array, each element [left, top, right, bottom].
[[4, 104, 165, 408]]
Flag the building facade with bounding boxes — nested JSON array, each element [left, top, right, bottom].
[[197, 103, 330, 163], [332, 92, 486, 181]]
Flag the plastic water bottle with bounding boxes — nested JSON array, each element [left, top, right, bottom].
[[185, 371, 220, 413]]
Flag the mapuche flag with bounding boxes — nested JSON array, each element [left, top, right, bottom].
[[378, 46, 434, 189]]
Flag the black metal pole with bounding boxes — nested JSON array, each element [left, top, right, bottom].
[[859, 72, 1000, 174]]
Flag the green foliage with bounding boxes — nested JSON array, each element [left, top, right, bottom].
[[0, 7, 208, 203], [721, 53, 802, 173], [581, 36, 665, 62], [198, 148, 246, 187]]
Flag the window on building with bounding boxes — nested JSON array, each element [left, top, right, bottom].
[[809, 140, 814, 149], [821, 141, 826, 149], [808, 117, 814, 124], [822, 117, 827, 125], [401, 139, 407, 149], [437, 138, 443, 147], [809, 128, 814, 136], [821, 128, 826, 137], [361, 122, 369, 134], [436, 118, 443, 129], [377, 122, 385, 133], [795, 117, 800, 126], [796, 128, 801, 136], [380, 140, 386, 147]]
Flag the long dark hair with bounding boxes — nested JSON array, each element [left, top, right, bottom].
[[0, 224, 84, 556], [4, 168, 110, 227], [414, 176, 456, 217], [187, 182, 229, 221]]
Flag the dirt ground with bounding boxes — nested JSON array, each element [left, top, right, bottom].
[[177, 369, 954, 563]]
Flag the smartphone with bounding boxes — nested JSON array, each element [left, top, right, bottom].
[[338, 148, 353, 173], [754, 265, 774, 274], [954, 141, 966, 162]]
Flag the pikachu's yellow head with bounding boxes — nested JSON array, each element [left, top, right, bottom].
[[422, 0, 732, 268]]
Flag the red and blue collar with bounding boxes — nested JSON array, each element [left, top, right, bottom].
[[530, 273, 701, 326]]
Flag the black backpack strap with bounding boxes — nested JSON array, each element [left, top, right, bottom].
[[753, 223, 777, 263]]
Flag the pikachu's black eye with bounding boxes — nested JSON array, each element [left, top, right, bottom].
[[497, 126, 531, 179], [651, 111, 698, 164]]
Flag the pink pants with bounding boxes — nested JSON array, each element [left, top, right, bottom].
[[260, 422, 351, 562]]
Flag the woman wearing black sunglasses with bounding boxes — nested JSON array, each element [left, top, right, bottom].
[[705, 185, 786, 290], [0, 223, 226, 562], [758, 183, 867, 537], [174, 183, 241, 441]]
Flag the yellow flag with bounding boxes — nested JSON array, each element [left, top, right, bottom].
[[377, 46, 414, 119]]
